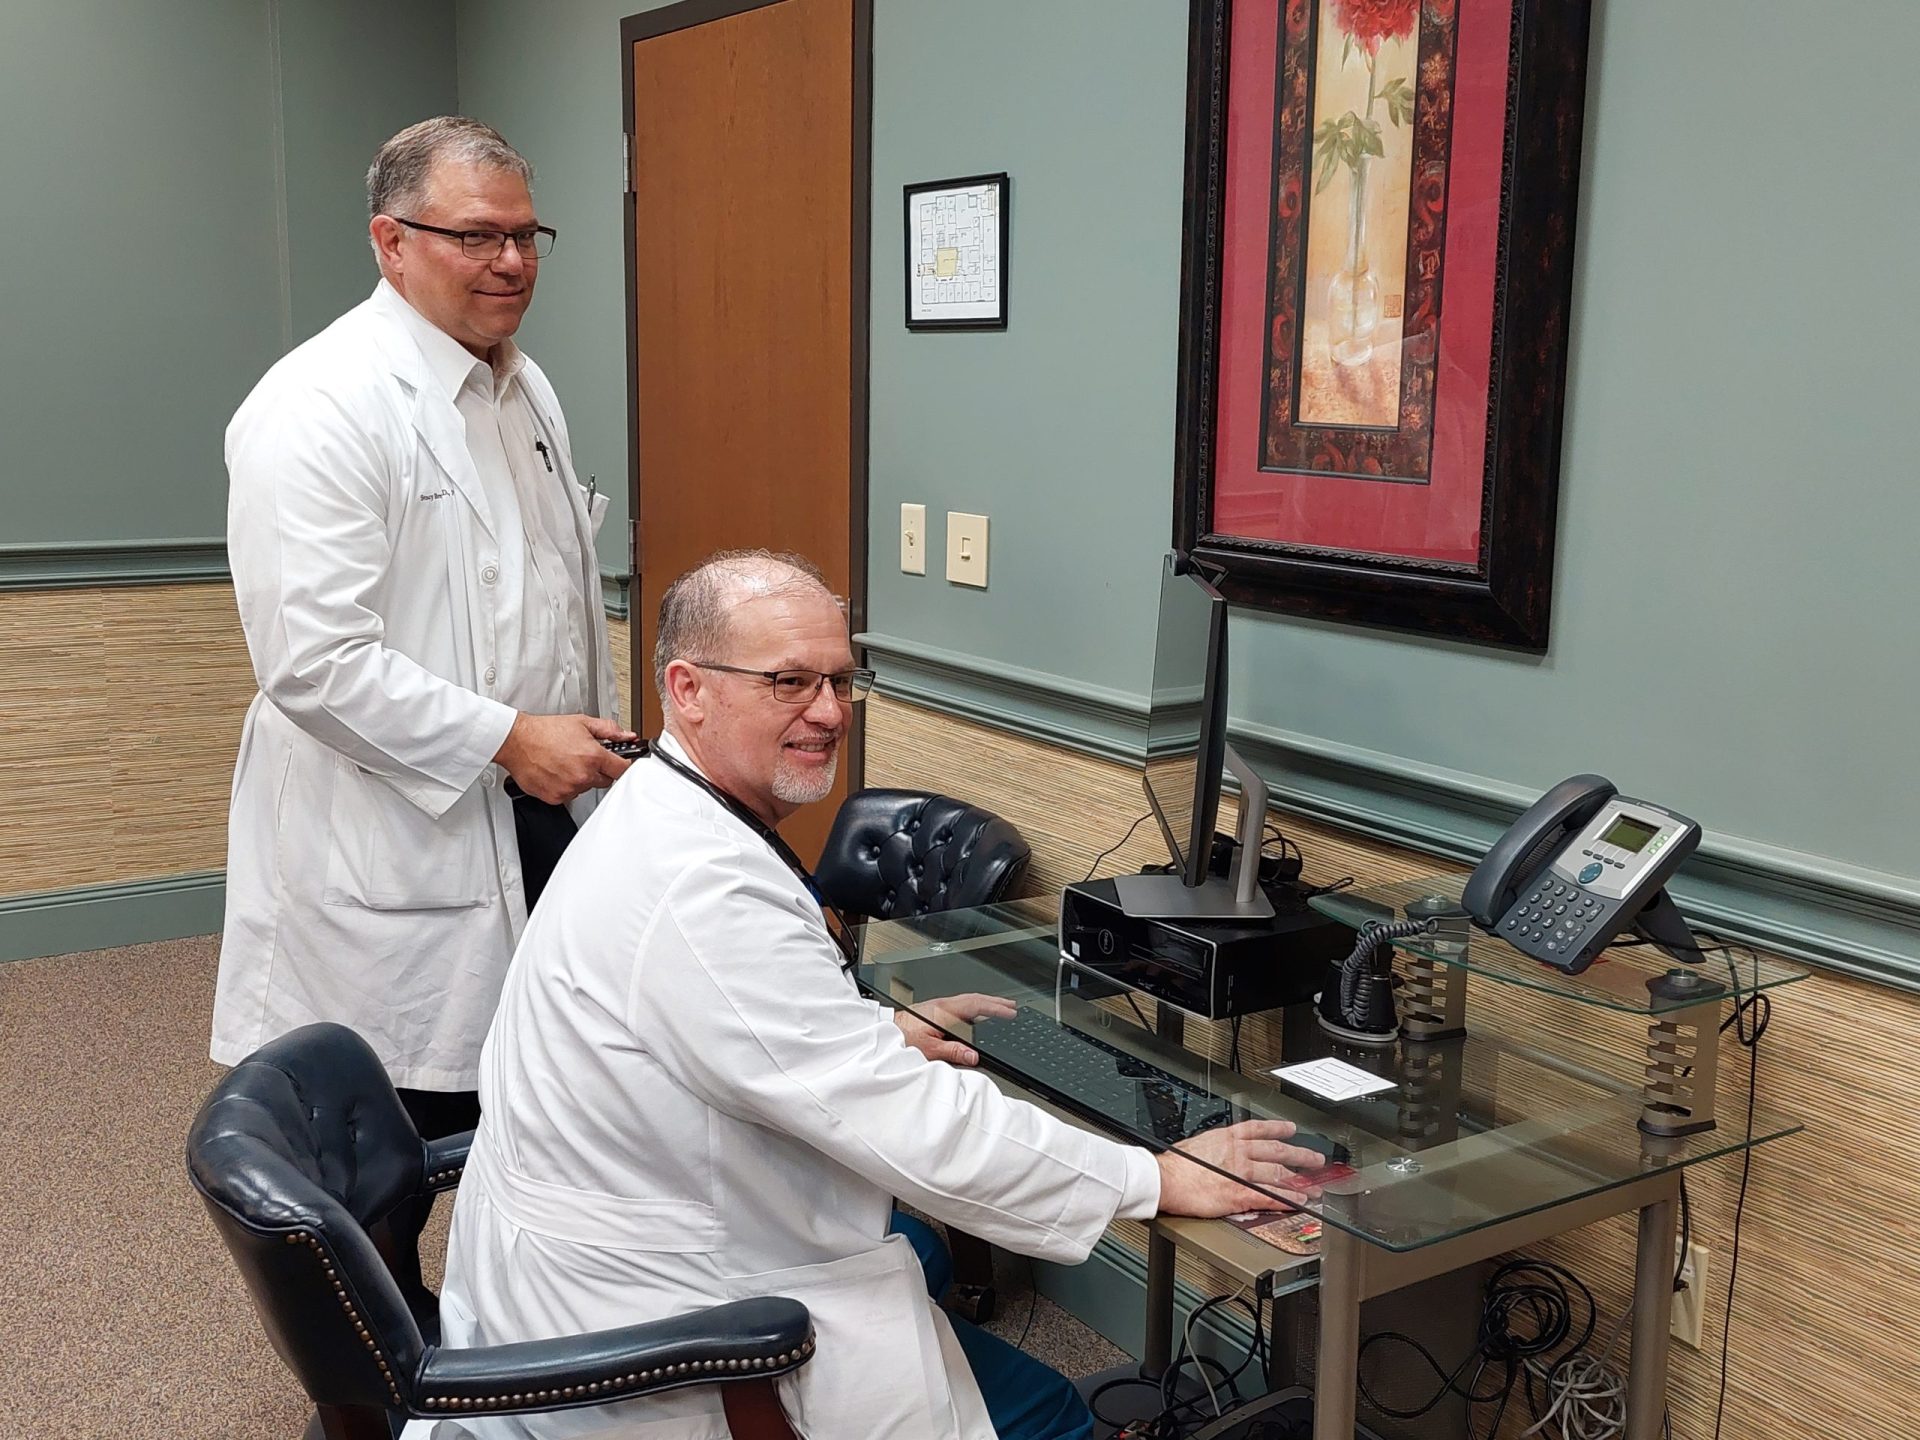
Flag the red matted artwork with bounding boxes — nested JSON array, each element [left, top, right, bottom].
[[1173, 0, 1593, 650]]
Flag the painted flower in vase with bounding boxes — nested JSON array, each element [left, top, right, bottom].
[[1313, 0, 1418, 367]]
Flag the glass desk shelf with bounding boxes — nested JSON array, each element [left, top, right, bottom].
[[857, 898, 1802, 1440], [854, 900, 1801, 1256], [1308, 876, 1809, 1015]]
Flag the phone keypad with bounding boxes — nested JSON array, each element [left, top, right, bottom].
[[1508, 880, 1604, 960]]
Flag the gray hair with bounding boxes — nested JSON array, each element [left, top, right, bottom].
[[653, 550, 839, 707], [366, 116, 532, 223]]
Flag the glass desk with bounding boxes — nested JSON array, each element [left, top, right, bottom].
[[855, 899, 1802, 1440], [1310, 877, 1810, 1138]]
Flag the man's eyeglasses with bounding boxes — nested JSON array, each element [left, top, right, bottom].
[[392, 217, 557, 259], [689, 662, 876, 704]]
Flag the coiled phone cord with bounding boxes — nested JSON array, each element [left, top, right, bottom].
[[1339, 918, 1436, 1026]]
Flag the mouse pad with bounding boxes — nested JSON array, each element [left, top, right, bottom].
[[1229, 1210, 1323, 1255]]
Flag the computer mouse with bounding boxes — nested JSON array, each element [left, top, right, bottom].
[[1290, 1129, 1351, 1166]]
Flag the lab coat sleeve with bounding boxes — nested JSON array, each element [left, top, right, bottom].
[[227, 382, 516, 815], [631, 854, 1160, 1264]]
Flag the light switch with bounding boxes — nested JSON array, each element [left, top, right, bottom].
[[946, 512, 988, 588], [900, 503, 927, 575]]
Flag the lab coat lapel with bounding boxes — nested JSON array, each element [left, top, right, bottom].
[[409, 387, 496, 541], [366, 286, 496, 540]]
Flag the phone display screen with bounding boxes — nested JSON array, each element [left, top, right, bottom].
[[1600, 815, 1659, 854]]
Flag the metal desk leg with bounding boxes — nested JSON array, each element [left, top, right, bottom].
[[1314, 1226, 1363, 1440], [1144, 1226, 1176, 1376], [1628, 1190, 1679, 1439]]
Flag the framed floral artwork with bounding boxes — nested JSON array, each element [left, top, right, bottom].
[[1172, 0, 1593, 650]]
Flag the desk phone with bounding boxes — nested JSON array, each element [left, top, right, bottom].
[[1461, 775, 1702, 975]]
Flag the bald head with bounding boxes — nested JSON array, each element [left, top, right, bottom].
[[652, 550, 839, 711]]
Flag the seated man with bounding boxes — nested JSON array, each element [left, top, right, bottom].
[[436, 549, 1328, 1439]]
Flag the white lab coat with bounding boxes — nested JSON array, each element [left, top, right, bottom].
[[211, 283, 620, 1089], [430, 739, 1160, 1439]]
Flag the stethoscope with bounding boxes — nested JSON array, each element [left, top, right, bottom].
[[637, 739, 861, 969]]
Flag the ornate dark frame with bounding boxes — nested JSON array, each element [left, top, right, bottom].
[[1172, 0, 1592, 652]]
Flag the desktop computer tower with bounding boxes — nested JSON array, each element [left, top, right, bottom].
[[1267, 1262, 1486, 1440], [1058, 877, 1349, 1021]]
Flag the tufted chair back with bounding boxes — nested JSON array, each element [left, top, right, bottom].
[[187, 1023, 432, 1414], [189, 1023, 815, 1440], [813, 789, 1031, 921]]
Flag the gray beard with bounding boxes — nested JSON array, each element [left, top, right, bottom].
[[772, 750, 838, 807]]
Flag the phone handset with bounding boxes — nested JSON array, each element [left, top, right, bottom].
[[1462, 775, 1616, 927], [1464, 774, 1704, 975]]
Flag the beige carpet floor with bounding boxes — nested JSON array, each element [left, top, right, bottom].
[[0, 935, 1126, 1438]]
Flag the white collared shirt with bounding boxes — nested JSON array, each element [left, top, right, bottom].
[[380, 279, 591, 719]]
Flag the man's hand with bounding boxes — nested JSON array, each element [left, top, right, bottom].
[[493, 713, 637, 804], [1153, 1120, 1330, 1217], [893, 993, 1018, 1067]]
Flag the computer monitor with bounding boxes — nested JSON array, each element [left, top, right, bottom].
[[1111, 553, 1274, 921]]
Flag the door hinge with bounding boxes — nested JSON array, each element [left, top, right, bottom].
[[628, 518, 638, 577], [622, 132, 634, 195]]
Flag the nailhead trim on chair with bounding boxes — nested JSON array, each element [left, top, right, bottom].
[[285, 1231, 403, 1407], [426, 1167, 462, 1186], [416, 1335, 818, 1412]]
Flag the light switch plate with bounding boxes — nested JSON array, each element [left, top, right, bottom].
[[900, 503, 927, 575], [946, 512, 988, 587]]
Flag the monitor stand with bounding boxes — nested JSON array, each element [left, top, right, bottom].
[[1112, 745, 1276, 922]]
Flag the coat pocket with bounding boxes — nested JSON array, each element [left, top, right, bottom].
[[322, 761, 488, 911], [721, 1237, 967, 1440]]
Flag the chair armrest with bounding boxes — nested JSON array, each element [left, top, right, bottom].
[[421, 1130, 473, 1193], [411, 1296, 813, 1419]]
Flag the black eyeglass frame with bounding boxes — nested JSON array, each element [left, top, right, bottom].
[[391, 216, 558, 259], [688, 661, 876, 703]]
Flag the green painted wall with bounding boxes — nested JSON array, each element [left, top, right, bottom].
[[0, 0, 454, 551], [0, 1, 285, 545], [454, 0, 680, 579], [865, 0, 1920, 884], [278, 0, 459, 345]]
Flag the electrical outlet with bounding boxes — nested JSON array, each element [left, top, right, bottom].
[[900, 503, 927, 575], [1671, 1241, 1709, 1349]]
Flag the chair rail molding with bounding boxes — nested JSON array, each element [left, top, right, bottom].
[[0, 539, 230, 591], [0, 540, 636, 621]]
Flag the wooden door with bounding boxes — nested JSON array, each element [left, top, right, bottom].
[[623, 0, 868, 861]]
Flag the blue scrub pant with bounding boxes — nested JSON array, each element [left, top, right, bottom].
[[889, 1212, 1096, 1440]]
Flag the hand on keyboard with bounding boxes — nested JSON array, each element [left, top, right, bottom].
[[895, 993, 1020, 1067], [1155, 1119, 1331, 1217]]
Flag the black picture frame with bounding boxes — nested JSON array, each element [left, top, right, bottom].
[[903, 172, 1010, 332], [1173, 0, 1593, 652]]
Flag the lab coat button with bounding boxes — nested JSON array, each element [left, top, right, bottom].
[[484, 665, 497, 686], [482, 771, 496, 789], [481, 564, 499, 584]]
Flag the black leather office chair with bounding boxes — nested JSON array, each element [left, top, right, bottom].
[[813, 788, 1031, 920], [187, 1023, 813, 1440], [814, 788, 1031, 1322]]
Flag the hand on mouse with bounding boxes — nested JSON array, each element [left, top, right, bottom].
[[1153, 1119, 1330, 1217]]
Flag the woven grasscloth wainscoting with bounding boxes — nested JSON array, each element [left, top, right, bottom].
[[0, 585, 635, 956], [864, 692, 1917, 1440], [0, 586, 253, 895]]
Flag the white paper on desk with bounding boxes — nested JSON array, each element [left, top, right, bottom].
[[1270, 1058, 1395, 1102]]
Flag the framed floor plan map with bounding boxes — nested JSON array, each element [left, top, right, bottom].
[[904, 172, 1009, 331]]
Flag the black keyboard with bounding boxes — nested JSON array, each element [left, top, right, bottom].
[[972, 1007, 1236, 1145]]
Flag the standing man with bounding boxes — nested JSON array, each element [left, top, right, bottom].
[[212, 118, 629, 1165], [436, 552, 1326, 1439]]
